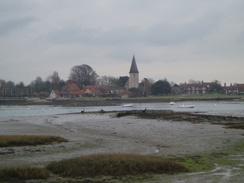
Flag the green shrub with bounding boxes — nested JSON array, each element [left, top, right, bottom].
[[47, 153, 188, 177]]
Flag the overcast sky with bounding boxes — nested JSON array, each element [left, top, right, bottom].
[[1, 0, 244, 85]]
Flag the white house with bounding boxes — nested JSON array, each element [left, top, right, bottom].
[[50, 90, 60, 99]]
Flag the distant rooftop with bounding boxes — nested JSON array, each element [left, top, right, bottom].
[[129, 55, 139, 73]]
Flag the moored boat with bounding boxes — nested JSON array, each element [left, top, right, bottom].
[[178, 104, 195, 108], [121, 104, 134, 107]]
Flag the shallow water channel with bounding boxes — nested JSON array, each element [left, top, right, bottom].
[[0, 101, 244, 117]]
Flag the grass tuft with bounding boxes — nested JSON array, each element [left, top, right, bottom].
[[0, 135, 68, 147], [46, 153, 188, 177], [0, 166, 49, 180]]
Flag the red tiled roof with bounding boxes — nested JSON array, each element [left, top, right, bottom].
[[99, 85, 111, 94], [83, 85, 102, 94], [53, 90, 60, 94], [61, 80, 82, 95], [82, 85, 111, 94]]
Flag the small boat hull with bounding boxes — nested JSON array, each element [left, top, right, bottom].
[[178, 105, 195, 108], [122, 104, 134, 107]]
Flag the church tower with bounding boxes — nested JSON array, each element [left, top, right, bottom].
[[128, 55, 139, 88]]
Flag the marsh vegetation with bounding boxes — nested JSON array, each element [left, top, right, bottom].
[[0, 153, 189, 182], [46, 153, 188, 177], [116, 110, 244, 125], [0, 135, 68, 147]]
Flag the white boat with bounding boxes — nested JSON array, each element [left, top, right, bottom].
[[178, 104, 195, 108], [169, 102, 176, 105], [122, 104, 134, 107]]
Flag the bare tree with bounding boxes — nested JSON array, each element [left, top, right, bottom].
[[47, 71, 60, 84], [30, 76, 45, 93], [99, 75, 118, 86], [0, 80, 15, 96], [139, 78, 154, 96], [46, 71, 61, 90], [69, 64, 98, 87]]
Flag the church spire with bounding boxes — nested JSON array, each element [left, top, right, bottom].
[[128, 55, 139, 89], [129, 55, 139, 73]]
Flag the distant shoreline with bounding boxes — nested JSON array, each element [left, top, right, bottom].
[[0, 96, 243, 106]]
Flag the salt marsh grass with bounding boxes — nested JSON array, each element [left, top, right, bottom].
[[0, 135, 67, 147], [46, 153, 188, 177], [0, 166, 49, 180]]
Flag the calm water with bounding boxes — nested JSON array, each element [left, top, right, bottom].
[[0, 101, 244, 117]]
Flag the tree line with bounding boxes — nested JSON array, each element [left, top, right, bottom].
[[0, 64, 223, 98], [0, 64, 129, 97], [0, 71, 65, 97]]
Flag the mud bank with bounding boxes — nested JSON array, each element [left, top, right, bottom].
[[116, 110, 244, 124]]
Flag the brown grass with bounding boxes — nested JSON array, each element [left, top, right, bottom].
[[0, 135, 68, 147], [46, 153, 188, 177]]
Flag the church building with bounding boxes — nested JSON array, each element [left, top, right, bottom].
[[128, 55, 139, 89]]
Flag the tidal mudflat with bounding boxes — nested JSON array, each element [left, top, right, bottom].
[[0, 110, 243, 182]]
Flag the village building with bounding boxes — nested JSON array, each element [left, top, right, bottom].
[[128, 55, 139, 89], [59, 80, 82, 98], [49, 90, 60, 99], [98, 85, 111, 95], [82, 85, 101, 96], [171, 84, 181, 95], [109, 86, 126, 95], [180, 81, 217, 95], [223, 83, 244, 95], [82, 85, 111, 96]]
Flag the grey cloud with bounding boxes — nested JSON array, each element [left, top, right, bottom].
[[143, 15, 220, 46], [0, 16, 37, 37], [235, 31, 244, 44], [0, 1, 26, 14], [46, 27, 90, 44], [47, 26, 140, 45], [46, 12, 221, 47]]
